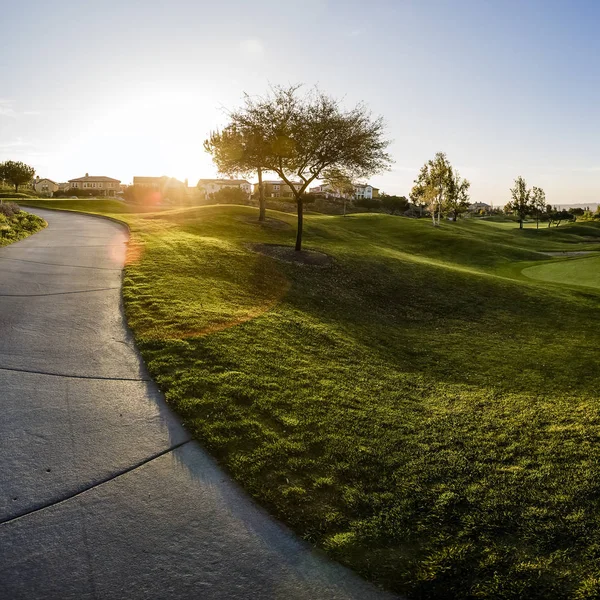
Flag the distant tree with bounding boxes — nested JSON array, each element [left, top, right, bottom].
[[204, 125, 268, 221], [569, 207, 585, 217], [445, 169, 471, 221], [548, 209, 575, 227], [0, 160, 35, 193], [209, 186, 249, 204], [410, 152, 452, 226], [228, 85, 392, 250], [381, 194, 409, 215], [531, 186, 547, 229], [322, 168, 356, 216], [354, 197, 381, 211], [506, 176, 533, 229]]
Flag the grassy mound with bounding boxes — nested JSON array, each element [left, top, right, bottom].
[[23, 200, 600, 599], [0, 204, 46, 246]]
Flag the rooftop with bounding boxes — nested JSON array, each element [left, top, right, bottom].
[[69, 174, 121, 182]]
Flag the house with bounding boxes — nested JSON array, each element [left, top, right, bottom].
[[32, 177, 59, 197], [197, 178, 252, 199], [309, 183, 380, 200], [254, 180, 302, 199], [353, 184, 380, 200], [68, 173, 121, 196]]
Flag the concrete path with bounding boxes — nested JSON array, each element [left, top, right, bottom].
[[0, 209, 395, 600]]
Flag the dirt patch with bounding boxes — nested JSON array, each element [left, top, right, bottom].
[[248, 243, 332, 266], [237, 216, 292, 230], [541, 251, 598, 257]]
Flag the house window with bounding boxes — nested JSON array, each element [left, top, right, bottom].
[[108, 183, 113, 188], [272, 192, 280, 198], [273, 185, 280, 191], [72, 183, 78, 188]]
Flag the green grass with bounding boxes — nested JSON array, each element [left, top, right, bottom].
[[0, 206, 46, 246], [22, 199, 600, 599], [523, 255, 600, 290]]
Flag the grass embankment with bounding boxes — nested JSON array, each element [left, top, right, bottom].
[[23, 199, 600, 599], [0, 203, 46, 246]]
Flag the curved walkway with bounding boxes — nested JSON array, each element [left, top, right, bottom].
[[0, 208, 396, 600]]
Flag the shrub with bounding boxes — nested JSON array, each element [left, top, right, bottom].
[[209, 186, 250, 205], [0, 202, 20, 217], [354, 197, 382, 211]]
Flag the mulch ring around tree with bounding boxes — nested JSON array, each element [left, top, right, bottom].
[[247, 243, 332, 266], [236, 216, 292, 230]]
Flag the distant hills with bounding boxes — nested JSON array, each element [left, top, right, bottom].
[[555, 202, 599, 211]]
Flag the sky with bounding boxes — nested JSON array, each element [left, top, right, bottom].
[[1, 0, 599, 206]]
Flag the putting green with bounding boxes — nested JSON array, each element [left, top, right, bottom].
[[523, 254, 600, 289]]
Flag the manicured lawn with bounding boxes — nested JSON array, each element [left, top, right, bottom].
[[0, 205, 46, 247], [523, 255, 600, 290], [22, 199, 600, 599]]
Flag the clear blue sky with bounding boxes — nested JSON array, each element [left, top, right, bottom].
[[1, 0, 599, 206]]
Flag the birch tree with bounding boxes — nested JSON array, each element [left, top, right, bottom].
[[410, 152, 451, 226]]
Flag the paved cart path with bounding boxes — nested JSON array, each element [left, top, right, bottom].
[[0, 208, 395, 600]]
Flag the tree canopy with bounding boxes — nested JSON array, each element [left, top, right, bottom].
[[410, 152, 452, 226], [227, 85, 392, 250], [0, 160, 35, 193], [445, 169, 471, 221], [204, 125, 268, 221], [506, 176, 533, 229], [531, 186, 547, 229]]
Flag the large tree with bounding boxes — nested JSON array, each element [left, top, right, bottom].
[[204, 125, 268, 221], [0, 160, 35, 193], [506, 176, 533, 229], [445, 169, 471, 221], [410, 152, 452, 226], [531, 186, 547, 230], [229, 85, 392, 250]]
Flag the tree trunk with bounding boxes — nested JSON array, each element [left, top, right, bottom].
[[14, 183, 19, 193], [295, 197, 303, 251], [257, 166, 265, 222], [431, 211, 436, 226], [343, 199, 346, 216], [536, 213, 539, 229], [519, 218, 523, 229]]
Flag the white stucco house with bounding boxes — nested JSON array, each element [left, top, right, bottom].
[[309, 183, 380, 200]]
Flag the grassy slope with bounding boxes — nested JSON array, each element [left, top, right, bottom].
[[0, 207, 46, 247], [23, 199, 600, 599]]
